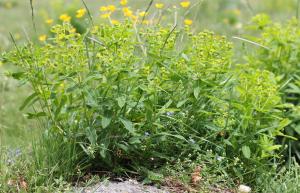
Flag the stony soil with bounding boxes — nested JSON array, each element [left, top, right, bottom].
[[75, 180, 170, 193]]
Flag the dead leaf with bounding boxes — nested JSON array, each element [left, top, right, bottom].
[[19, 177, 28, 190], [191, 166, 202, 186]]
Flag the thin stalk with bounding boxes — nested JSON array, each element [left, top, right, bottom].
[[29, 0, 36, 32]]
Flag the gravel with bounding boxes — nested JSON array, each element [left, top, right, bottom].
[[75, 180, 170, 193]]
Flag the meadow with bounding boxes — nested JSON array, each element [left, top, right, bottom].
[[1, 0, 300, 192]]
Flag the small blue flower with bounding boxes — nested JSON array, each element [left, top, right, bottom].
[[166, 112, 174, 116], [144, 132, 150, 137], [15, 148, 22, 157]]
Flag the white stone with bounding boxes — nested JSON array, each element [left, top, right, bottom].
[[238, 184, 251, 193]]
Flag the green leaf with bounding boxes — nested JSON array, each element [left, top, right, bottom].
[[54, 96, 67, 118], [265, 145, 281, 152], [9, 72, 25, 80], [294, 125, 300, 135], [86, 127, 97, 145], [224, 139, 233, 146], [194, 87, 200, 99], [278, 118, 292, 131], [79, 143, 92, 158], [19, 92, 38, 110], [117, 143, 129, 152], [158, 132, 187, 142], [129, 136, 141, 144], [66, 84, 80, 93], [25, 112, 46, 119], [100, 146, 107, 159], [101, 116, 111, 129], [163, 100, 173, 109], [117, 96, 126, 108], [176, 99, 188, 108], [242, 145, 251, 159], [181, 53, 190, 62], [119, 118, 136, 135]]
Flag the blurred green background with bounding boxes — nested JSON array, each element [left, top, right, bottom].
[[0, 0, 298, 147]]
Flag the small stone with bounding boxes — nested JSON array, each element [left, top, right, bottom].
[[238, 184, 251, 193]]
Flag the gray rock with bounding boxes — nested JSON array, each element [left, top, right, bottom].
[[75, 180, 170, 193]]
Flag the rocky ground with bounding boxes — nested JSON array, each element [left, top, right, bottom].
[[74, 179, 237, 193], [75, 180, 170, 193]]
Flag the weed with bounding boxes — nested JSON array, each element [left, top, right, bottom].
[[4, 21, 288, 190]]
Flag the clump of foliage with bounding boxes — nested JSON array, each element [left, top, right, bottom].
[[259, 158, 300, 193], [245, 14, 300, 161], [5, 22, 287, 188]]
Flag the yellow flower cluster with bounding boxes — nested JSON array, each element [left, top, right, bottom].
[[180, 1, 191, 8], [111, 19, 120, 25], [39, 34, 47, 42], [123, 7, 133, 17], [122, 7, 139, 21], [139, 11, 147, 17], [45, 19, 53, 25], [101, 13, 111, 19], [99, 5, 116, 12], [59, 14, 71, 22], [76, 8, 86, 18], [100, 5, 117, 19], [120, 0, 127, 6], [184, 19, 193, 26], [155, 3, 164, 9], [45, 0, 196, 32]]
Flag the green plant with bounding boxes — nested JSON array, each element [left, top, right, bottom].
[[259, 158, 300, 193], [5, 21, 287, 188], [245, 14, 300, 161]]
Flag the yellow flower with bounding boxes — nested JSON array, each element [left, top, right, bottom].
[[155, 3, 164, 9], [120, 0, 127, 6], [45, 19, 54, 25], [184, 19, 193, 26], [59, 14, 71, 22], [101, 13, 111, 19], [39, 34, 47, 42], [76, 8, 86, 18], [180, 1, 191, 8], [123, 7, 133, 17], [139, 11, 147, 17], [111, 19, 120, 25], [99, 6, 108, 12], [131, 15, 138, 21], [107, 5, 116, 12]]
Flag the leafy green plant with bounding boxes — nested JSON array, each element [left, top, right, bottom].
[[259, 158, 300, 193], [245, 14, 300, 161], [5, 21, 287, 188]]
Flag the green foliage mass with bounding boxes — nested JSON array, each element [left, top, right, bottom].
[[245, 14, 300, 161], [5, 22, 287, 187]]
